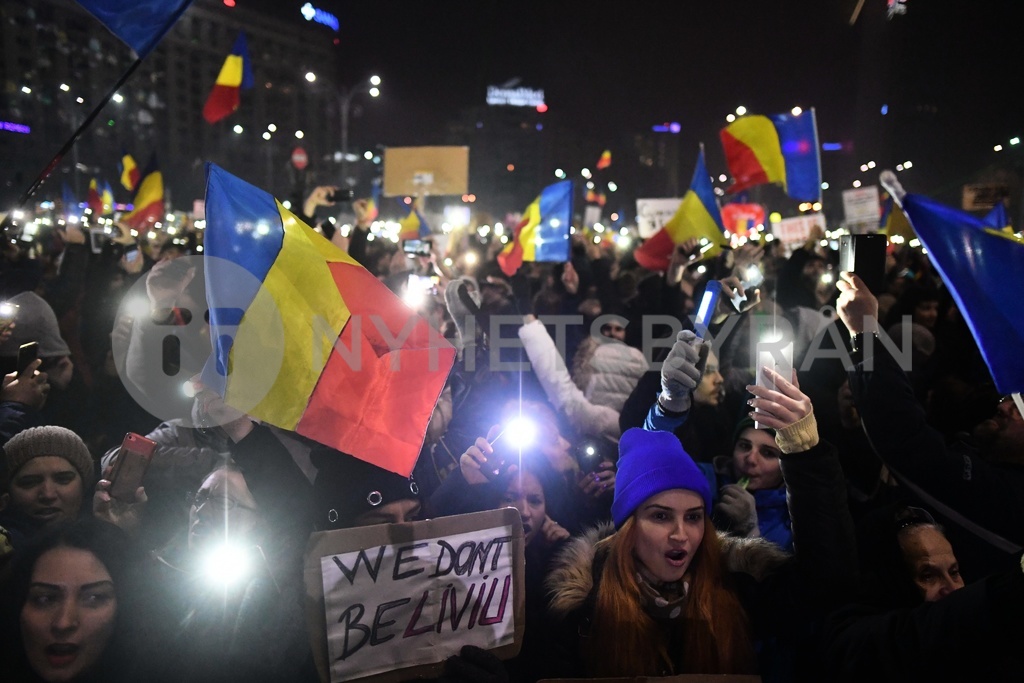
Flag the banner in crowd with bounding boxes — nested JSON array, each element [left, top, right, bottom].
[[720, 202, 766, 238], [304, 509, 525, 683], [382, 147, 469, 196], [202, 164, 455, 476], [771, 213, 825, 254], [636, 198, 683, 238]]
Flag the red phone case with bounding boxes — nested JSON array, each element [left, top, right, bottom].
[[109, 433, 157, 501]]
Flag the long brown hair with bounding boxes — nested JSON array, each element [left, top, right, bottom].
[[583, 517, 756, 676]]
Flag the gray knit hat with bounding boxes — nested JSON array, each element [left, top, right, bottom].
[[3, 426, 94, 489], [0, 292, 70, 358]]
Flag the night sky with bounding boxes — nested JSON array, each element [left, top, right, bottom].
[[244, 0, 1023, 206]]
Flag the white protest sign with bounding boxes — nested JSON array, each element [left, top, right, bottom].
[[583, 205, 602, 228], [636, 198, 682, 238], [305, 508, 525, 683], [772, 214, 826, 254], [842, 185, 880, 224]]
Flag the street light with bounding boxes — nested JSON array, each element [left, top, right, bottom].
[[338, 75, 382, 185]]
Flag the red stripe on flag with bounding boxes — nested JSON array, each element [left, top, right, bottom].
[[633, 227, 676, 272], [721, 130, 771, 195], [295, 262, 455, 476], [203, 84, 242, 124], [497, 217, 529, 276]]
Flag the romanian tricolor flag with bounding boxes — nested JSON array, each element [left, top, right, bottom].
[[901, 192, 1024, 394], [203, 32, 255, 124], [87, 179, 105, 215], [75, 0, 192, 58], [202, 164, 455, 476], [635, 149, 727, 272], [596, 150, 612, 170], [122, 155, 163, 229], [119, 150, 140, 192], [101, 180, 114, 214], [720, 109, 821, 202], [398, 203, 430, 241], [497, 180, 573, 276]]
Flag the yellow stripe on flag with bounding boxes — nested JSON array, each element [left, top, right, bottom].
[[664, 190, 725, 260], [215, 55, 244, 88], [727, 116, 786, 186], [226, 203, 351, 427]]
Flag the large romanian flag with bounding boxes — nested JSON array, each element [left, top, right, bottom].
[[720, 109, 821, 202], [202, 164, 455, 476], [203, 32, 255, 124], [497, 180, 573, 276], [902, 192, 1024, 394], [635, 149, 727, 272], [121, 156, 163, 228], [75, 0, 192, 57]]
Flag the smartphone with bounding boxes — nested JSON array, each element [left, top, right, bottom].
[[403, 239, 432, 257], [754, 327, 794, 429], [124, 247, 140, 264], [108, 433, 157, 501], [839, 234, 887, 297], [326, 188, 354, 203], [16, 341, 38, 375], [731, 264, 764, 310]]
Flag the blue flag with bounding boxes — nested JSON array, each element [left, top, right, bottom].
[[982, 202, 1011, 232], [902, 193, 1024, 394], [75, 0, 193, 57], [61, 183, 78, 215]]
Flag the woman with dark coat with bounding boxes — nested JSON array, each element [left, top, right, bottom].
[[542, 368, 857, 681]]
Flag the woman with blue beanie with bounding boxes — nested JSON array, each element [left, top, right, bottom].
[[543, 358, 857, 679]]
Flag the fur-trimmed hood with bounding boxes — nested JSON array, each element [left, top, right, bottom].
[[545, 522, 791, 618]]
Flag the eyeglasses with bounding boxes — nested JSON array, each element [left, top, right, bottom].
[[189, 489, 258, 513]]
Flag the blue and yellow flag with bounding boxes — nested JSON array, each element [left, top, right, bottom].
[[903, 193, 1024, 394]]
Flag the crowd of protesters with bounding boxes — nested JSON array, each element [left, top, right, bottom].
[[1, 183, 1022, 683]]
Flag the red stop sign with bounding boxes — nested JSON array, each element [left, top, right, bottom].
[[291, 147, 308, 170]]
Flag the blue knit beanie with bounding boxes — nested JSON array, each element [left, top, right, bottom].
[[611, 428, 712, 528]]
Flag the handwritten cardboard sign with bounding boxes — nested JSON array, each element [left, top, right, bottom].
[[304, 508, 525, 683]]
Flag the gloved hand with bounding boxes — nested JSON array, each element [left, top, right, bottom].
[[659, 330, 704, 413], [714, 483, 759, 536], [439, 645, 509, 683], [444, 277, 482, 352]]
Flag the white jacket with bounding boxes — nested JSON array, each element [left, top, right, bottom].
[[518, 320, 648, 440]]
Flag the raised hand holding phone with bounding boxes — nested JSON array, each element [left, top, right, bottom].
[[108, 432, 156, 501], [746, 367, 812, 431]]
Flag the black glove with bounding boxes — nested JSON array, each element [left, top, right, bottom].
[[439, 645, 509, 683], [509, 273, 533, 316]]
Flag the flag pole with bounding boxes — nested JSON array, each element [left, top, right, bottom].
[[0, 57, 144, 232]]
